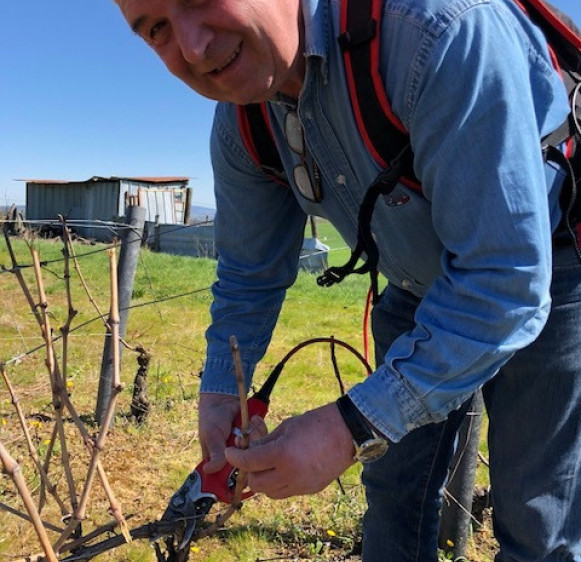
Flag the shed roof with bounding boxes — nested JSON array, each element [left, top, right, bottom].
[[24, 176, 190, 185]]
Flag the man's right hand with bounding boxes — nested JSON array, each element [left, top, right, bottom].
[[198, 393, 268, 474], [198, 393, 242, 474]]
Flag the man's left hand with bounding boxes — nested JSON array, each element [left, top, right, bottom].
[[224, 402, 356, 499]]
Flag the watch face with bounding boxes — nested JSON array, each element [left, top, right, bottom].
[[356, 438, 389, 463]]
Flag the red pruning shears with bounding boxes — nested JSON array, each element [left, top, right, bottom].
[[153, 392, 271, 550]]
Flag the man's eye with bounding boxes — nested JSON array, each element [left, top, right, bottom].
[[149, 21, 168, 42]]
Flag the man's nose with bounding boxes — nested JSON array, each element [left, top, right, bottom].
[[173, 18, 211, 64]]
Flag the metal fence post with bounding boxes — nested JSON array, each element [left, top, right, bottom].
[[95, 205, 146, 426], [438, 389, 485, 558], [154, 215, 161, 252]]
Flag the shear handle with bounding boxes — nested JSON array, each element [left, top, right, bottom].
[[197, 396, 268, 504]]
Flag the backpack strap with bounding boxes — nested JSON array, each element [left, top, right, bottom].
[[237, 0, 421, 193], [317, 144, 412, 303], [517, 0, 581, 73], [515, 0, 581, 156], [316, 0, 419, 302], [338, 0, 420, 192], [236, 104, 289, 186], [517, 0, 581, 255]]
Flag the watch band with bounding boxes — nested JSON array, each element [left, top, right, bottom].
[[336, 394, 389, 463], [336, 394, 375, 445]]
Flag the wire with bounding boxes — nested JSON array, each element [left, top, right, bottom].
[[123, 286, 212, 311], [0, 219, 133, 229], [255, 336, 372, 406], [1, 217, 346, 274], [0, 219, 215, 275], [273, 337, 371, 375], [573, 82, 580, 138], [2, 285, 213, 366]]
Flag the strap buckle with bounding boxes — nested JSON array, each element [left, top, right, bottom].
[[338, 20, 377, 51]]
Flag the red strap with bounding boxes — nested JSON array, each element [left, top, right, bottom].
[[519, 0, 581, 50], [339, 0, 421, 192], [236, 104, 289, 186]]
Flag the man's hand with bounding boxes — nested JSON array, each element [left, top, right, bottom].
[[198, 393, 268, 474], [198, 393, 243, 474], [224, 402, 356, 499]]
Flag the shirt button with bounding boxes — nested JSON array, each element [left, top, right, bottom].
[[402, 279, 412, 289], [336, 174, 346, 185]]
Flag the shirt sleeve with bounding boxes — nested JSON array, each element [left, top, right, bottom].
[[349, 1, 570, 441], [201, 103, 307, 396]]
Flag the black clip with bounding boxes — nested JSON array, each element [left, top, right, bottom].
[[338, 20, 377, 51]]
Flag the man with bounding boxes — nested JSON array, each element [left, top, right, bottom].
[[115, 0, 581, 560]]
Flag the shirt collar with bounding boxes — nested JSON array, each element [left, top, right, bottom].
[[272, 0, 329, 103], [302, 0, 328, 63]]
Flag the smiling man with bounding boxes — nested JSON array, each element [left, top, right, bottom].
[[114, 0, 581, 560], [119, 0, 306, 103]]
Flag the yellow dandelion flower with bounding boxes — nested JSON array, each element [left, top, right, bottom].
[[190, 545, 200, 553], [446, 539, 455, 547], [66, 380, 74, 389], [43, 440, 51, 446], [1, 419, 6, 426], [326, 529, 336, 537]]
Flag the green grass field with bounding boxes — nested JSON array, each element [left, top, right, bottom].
[[0, 222, 495, 561]]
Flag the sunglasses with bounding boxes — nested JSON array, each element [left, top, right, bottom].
[[284, 111, 323, 203]]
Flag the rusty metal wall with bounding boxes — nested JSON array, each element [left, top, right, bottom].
[[119, 180, 190, 224]]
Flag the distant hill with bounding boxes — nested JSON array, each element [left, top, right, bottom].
[[190, 205, 215, 222]]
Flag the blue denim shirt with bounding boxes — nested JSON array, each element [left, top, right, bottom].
[[201, 0, 570, 442]]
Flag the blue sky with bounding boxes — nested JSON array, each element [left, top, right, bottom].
[[1, 0, 579, 208]]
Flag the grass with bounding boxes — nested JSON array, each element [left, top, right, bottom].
[[0, 222, 496, 561]]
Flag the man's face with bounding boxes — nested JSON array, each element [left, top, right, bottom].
[[116, 0, 305, 104]]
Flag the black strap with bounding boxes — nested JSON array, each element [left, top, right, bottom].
[[336, 394, 375, 444], [338, 0, 419, 186], [545, 144, 581, 255], [542, 114, 577, 151], [237, 104, 289, 185], [317, 145, 413, 303], [518, 1, 581, 256], [520, 0, 581, 73]]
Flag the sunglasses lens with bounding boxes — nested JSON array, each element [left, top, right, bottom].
[[293, 165, 315, 200], [285, 112, 304, 154], [285, 110, 322, 203]]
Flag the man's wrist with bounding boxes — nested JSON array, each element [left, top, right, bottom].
[[336, 395, 389, 463]]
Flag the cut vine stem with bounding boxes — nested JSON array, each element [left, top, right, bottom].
[[0, 439, 59, 562]]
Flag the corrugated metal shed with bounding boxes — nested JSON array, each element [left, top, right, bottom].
[[25, 176, 191, 242]]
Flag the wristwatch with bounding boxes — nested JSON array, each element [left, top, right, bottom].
[[336, 394, 389, 463]]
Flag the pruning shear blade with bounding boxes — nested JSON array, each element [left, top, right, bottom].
[[152, 469, 216, 548]]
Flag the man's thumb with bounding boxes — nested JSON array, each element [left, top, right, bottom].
[[225, 445, 254, 472], [202, 446, 227, 474]]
